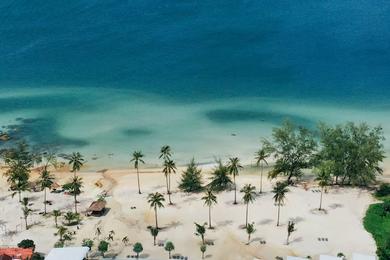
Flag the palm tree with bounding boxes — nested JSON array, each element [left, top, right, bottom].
[[241, 184, 257, 228], [147, 192, 165, 229], [315, 161, 333, 210], [227, 157, 243, 204], [272, 182, 289, 226], [164, 241, 175, 259], [201, 189, 217, 229], [68, 152, 84, 177], [21, 197, 32, 230], [254, 148, 269, 193], [163, 159, 177, 204], [67, 176, 83, 214], [286, 221, 296, 245], [38, 168, 54, 214], [95, 227, 102, 240], [122, 236, 129, 246], [200, 244, 207, 259], [149, 227, 159, 246], [131, 151, 145, 194], [107, 230, 115, 241], [208, 160, 233, 192], [52, 210, 61, 227], [56, 226, 68, 241], [159, 145, 172, 161], [245, 222, 256, 245], [195, 222, 207, 245]]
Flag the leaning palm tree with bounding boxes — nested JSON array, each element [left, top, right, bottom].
[[52, 210, 61, 227], [21, 197, 32, 230], [68, 152, 84, 177], [122, 236, 129, 246], [147, 192, 165, 229], [38, 168, 54, 214], [159, 145, 172, 161], [227, 157, 243, 204], [67, 176, 83, 214], [286, 220, 296, 245], [241, 184, 257, 228], [201, 189, 217, 229], [194, 222, 207, 245], [130, 151, 145, 194], [315, 161, 333, 211], [163, 159, 177, 204], [254, 148, 269, 193], [245, 222, 256, 245], [272, 182, 289, 226]]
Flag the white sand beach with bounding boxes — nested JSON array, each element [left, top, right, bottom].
[[1, 162, 386, 260]]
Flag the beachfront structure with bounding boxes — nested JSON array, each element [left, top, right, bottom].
[[287, 257, 308, 260], [320, 255, 343, 260], [0, 248, 33, 260], [46, 247, 89, 260], [86, 200, 107, 216], [352, 253, 376, 260]]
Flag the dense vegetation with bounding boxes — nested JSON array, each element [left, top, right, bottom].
[[178, 158, 203, 192]]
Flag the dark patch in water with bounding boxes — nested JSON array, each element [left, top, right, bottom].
[[123, 128, 152, 137], [204, 109, 315, 127], [0, 117, 88, 150]]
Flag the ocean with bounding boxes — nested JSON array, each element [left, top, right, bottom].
[[0, 0, 389, 168]]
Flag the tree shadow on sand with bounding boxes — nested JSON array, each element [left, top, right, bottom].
[[161, 220, 182, 231], [257, 219, 273, 225]]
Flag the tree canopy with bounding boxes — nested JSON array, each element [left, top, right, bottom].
[[179, 158, 203, 192]]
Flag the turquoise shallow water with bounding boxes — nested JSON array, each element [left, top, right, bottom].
[[0, 1, 389, 168]]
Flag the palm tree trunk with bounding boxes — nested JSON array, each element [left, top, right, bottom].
[[168, 173, 171, 194], [44, 188, 47, 214], [208, 206, 212, 229], [165, 175, 169, 194], [202, 251, 204, 259], [18, 190, 22, 202], [319, 187, 323, 210], [287, 234, 290, 245], [233, 175, 237, 204], [154, 206, 158, 229], [136, 167, 141, 194], [248, 234, 250, 245], [153, 236, 156, 246], [55, 217, 58, 228], [277, 203, 281, 226], [168, 191, 172, 205], [202, 236, 205, 245], [25, 217, 28, 230], [169, 251, 171, 259], [245, 203, 249, 228], [74, 194, 78, 214], [260, 163, 263, 193]]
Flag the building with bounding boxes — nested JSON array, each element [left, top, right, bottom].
[[87, 200, 107, 216], [287, 257, 308, 260], [320, 255, 343, 260], [46, 247, 89, 260], [0, 248, 33, 260], [352, 253, 376, 260]]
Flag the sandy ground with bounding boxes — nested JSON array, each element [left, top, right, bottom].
[[0, 163, 387, 260]]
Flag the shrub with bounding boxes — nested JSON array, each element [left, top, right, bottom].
[[376, 183, 390, 198], [31, 253, 44, 260], [178, 159, 203, 192], [17, 239, 35, 249]]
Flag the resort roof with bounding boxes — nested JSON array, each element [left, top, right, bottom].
[[353, 253, 376, 260], [287, 257, 308, 260], [0, 255, 12, 260], [46, 247, 89, 260], [0, 248, 33, 260], [87, 200, 106, 212]]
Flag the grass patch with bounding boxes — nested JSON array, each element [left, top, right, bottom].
[[363, 198, 390, 259]]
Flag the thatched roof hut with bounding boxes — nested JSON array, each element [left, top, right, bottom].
[[87, 200, 106, 216]]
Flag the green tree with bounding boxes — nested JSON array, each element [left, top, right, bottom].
[[63, 176, 83, 213], [318, 122, 385, 186], [131, 150, 145, 194], [200, 244, 207, 259], [163, 159, 177, 204], [195, 222, 207, 245], [52, 210, 61, 227], [147, 192, 165, 229], [208, 160, 232, 192], [241, 184, 256, 228], [255, 147, 270, 193], [263, 121, 317, 183], [272, 182, 289, 226], [202, 189, 217, 229], [179, 158, 203, 192], [17, 239, 35, 249], [164, 241, 175, 259], [286, 221, 296, 245], [67, 152, 84, 177], [98, 240, 109, 257], [133, 242, 143, 259], [315, 161, 333, 210], [227, 157, 243, 204], [82, 238, 94, 250], [21, 197, 32, 230], [245, 222, 256, 245], [149, 227, 159, 246], [38, 168, 54, 214]]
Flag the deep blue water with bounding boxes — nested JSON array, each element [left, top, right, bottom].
[[0, 0, 389, 102]]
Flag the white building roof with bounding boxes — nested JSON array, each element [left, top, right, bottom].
[[353, 253, 376, 260], [319, 255, 343, 260], [287, 257, 308, 260], [46, 247, 89, 260]]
